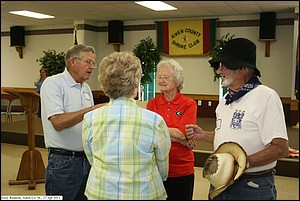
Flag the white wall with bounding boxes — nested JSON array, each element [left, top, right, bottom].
[[1, 34, 73, 88], [1, 16, 297, 98]]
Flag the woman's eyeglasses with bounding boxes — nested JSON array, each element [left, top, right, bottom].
[[156, 75, 172, 80]]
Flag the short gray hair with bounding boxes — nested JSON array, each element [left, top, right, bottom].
[[65, 44, 96, 64], [98, 51, 142, 99], [157, 59, 184, 90]]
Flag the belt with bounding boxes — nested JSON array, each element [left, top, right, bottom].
[[49, 148, 86, 158], [241, 169, 274, 179]]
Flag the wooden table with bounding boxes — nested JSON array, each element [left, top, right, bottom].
[[3, 88, 45, 190]]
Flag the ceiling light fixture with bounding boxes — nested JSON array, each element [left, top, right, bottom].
[[135, 1, 177, 11], [9, 10, 55, 19]]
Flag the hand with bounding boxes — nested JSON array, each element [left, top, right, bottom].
[[178, 139, 196, 149], [187, 139, 196, 149], [185, 124, 204, 140]]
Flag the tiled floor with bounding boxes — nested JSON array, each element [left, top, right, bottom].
[[1, 143, 299, 200]]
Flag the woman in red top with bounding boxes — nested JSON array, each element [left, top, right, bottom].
[[147, 59, 198, 200]]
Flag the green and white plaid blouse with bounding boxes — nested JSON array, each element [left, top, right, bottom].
[[82, 97, 171, 200]]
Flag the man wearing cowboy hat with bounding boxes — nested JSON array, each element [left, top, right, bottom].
[[186, 38, 289, 200]]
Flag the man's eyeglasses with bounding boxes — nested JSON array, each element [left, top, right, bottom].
[[76, 58, 97, 67], [156, 75, 172, 80]]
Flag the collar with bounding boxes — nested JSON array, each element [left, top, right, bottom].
[[225, 76, 261, 105], [158, 91, 182, 105], [62, 68, 81, 87], [109, 97, 136, 106]]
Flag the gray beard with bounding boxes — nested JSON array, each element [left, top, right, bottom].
[[221, 78, 233, 87]]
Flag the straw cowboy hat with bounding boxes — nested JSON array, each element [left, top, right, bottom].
[[203, 141, 247, 199]]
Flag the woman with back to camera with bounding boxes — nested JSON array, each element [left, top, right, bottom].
[[82, 51, 171, 200]]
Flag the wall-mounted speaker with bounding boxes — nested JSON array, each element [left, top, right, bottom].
[[10, 26, 25, 47], [108, 20, 124, 44], [259, 12, 276, 40]]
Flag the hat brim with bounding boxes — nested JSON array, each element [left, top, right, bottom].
[[208, 141, 247, 199], [208, 58, 220, 70], [208, 57, 261, 77], [209, 180, 235, 200], [214, 141, 247, 180]]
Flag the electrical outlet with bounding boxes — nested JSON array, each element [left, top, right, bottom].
[[208, 101, 212, 106], [198, 100, 202, 106]]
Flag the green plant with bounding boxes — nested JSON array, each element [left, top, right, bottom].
[[36, 50, 66, 76], [133, 36, 161, 85], [209, 33, 235, 81]]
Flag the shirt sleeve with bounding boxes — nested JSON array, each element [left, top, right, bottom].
[[177, 99, 197, 136], [154, 115, 171, 181], [258, 90, 288, 145], [146, 98, 154, 110], [82, 112, 94, 165]]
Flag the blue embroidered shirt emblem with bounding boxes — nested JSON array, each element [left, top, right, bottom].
[[230, 110, 245, 129]]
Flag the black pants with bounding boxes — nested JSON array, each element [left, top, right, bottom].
[[164, 174, 195, 200]]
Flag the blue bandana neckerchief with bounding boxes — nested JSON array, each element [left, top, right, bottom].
[[225, 76, 261, 105]]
